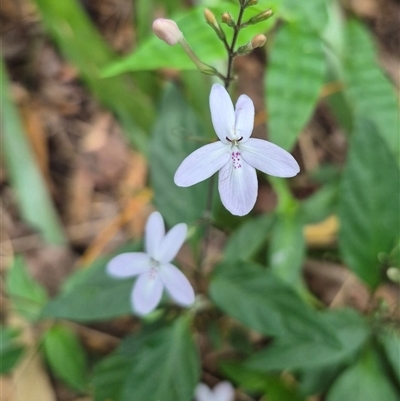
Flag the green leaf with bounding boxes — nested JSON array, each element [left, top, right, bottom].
[[92, 352, 131, 401], [42, 255, 134, 322], [246, 308, 369, 371], [150, 83, 209, 226], [33, 0, 154, 154], [221, 361, 306, 401], [280, 0, 328, 33], [378, 330, 400, 384], [6, 256, 48, 322], [326, 348, 399, 401], [0, 326, 25, 374], [338, 119, 400, 288], [299, 181, 339, 225], [224, 214, 274, 262], [1, 60, 66, 245], [122, 316, 200, 401], [42, 324, 88, 392], [210, 261, 338, 344], [267, 22, 325, 151], [268, 210, 305, 286], [342, 20, 400, 162]]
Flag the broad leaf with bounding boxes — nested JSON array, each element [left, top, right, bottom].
[[246, 308, 369, 371], [93, 353, 132, 401], [210, 261, 338, 344], [338, 119, 400, 288], [267, 22, 325, 151], [342, 20, 399, 162], [6, 256, 48, 322], [268, 210, 305, 286], [0, 326, 25, 374], [122, 316, 200, 401], [42, 324, 88, 392], [378, 330, 400, 385], [280, 0, 328, 33], [150, 84, 209, 226], [326, 348, 399, 401], [224, 214, 274, 262]]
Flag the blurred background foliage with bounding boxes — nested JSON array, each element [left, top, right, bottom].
[[1, 0, 399, 400]]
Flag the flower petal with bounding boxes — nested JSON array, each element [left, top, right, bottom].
[[106, 253, 151, 278], [234, 94, 254, 142], [159, 263, 195, 306], [214, 382, 235, 401], [157, 223, 187, 263], [218, 151, 258, 216], [174, 141, 230, 187], [210, 84, 234, 143], [241, 138, 300, 177], [132, 270, 163, 315], [145, 211, 165, 259], [195, 383, 214, 401]]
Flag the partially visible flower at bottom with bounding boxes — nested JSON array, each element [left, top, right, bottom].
[[195, 382, 235, 401], [106, 211, 195, 315]]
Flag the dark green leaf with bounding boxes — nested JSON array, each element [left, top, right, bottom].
[[221, 361, 306, 401], [268, 211, 305, 285], [210, 261, 338, 344], [42, 324, 88, 392], [267, 22, 325, 151], [122, 315, 200, 401], [224, 214, 274, 262], [93, 352, 132, 401], [280, 0, 328, 33], [378, 330, 400, 385], [326, 348, 399, 401], [299, 181, 339, 225], [150, 83, 209, 227], [246, 308, 369, 371], [342, 20, 399, 162], [6, 256, 48, 322], [338, 119, 400, 288], [0, 326, 25, 374]]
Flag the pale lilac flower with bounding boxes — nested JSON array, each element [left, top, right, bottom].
[[195, 382, 235, 401], [174, 84, 300, 216], [106, 212, 194, 315], [152, 18, 183, 45]]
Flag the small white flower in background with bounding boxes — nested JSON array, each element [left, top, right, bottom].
[[174, 84, 300, 216], [152, 18, 183, 45], [106, 212, 194, 315], [195, 382, 235, 401]]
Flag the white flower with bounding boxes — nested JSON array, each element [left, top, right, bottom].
[[174, 84, 300, 216], [195, 382, 235, 401], [152, 18, 183, 46], [106, 212, 195, 315]]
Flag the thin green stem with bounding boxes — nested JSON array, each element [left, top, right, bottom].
[[198, 3, 247, 271]]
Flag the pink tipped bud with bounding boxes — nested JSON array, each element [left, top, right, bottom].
[[152, 18, 183, 46]]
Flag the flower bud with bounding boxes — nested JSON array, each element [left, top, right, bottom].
[[152, 18, 183, 46], [204, 9, 226, 41], [246, 9, 274, 25], [246, 0, 259, 5], [251, 34, 267, 49], [221, 12, 235, 27], [204, 9, 218, 27]]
